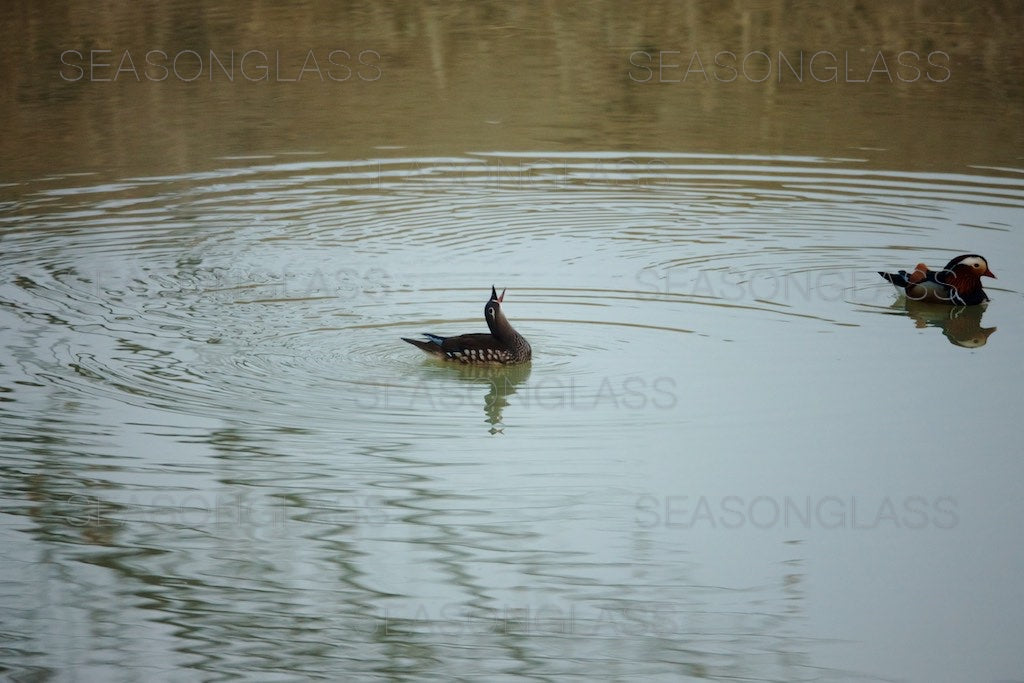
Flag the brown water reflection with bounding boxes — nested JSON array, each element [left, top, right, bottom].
[[3, 1, 1023, 181]]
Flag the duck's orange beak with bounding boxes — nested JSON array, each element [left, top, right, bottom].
[[983, 268, 996, 279], [498, 288, 506, 303]]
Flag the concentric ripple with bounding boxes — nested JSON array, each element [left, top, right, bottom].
[[2, 152, 1021, 436]]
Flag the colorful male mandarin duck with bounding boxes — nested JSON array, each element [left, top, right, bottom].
[[879, 254, 995, 306], [403, 286, 532, 364]]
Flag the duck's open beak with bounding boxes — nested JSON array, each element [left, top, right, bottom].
[[983, 268, 996, 279], [491, 285, 506, 303]]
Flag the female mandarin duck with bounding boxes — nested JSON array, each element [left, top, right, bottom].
[[403, 286, 532, 364], [879, 254, 995, 306]]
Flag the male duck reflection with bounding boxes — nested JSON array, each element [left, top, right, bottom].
[[403, 286, 532, 364], [898, 300, 997, 348], [878, 254, 995, 306]]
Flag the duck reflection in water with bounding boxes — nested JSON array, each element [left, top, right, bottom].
[[408, 360, 532, 433], [451, 362, 532, 434], [895, 300, 997, 348]]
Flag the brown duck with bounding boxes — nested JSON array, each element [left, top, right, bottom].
[[403, 286, 532, 364]]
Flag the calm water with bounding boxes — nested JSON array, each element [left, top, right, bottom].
[[3, 4, 1024, 682]]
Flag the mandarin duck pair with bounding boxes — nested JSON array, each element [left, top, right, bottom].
[[404, 254, 996, 365]]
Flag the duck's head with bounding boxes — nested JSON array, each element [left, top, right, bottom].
[[486, 285, 506, 320], [944, 254, 995, 279], [485, 285, 511, 335]]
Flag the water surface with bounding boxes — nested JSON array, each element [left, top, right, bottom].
[[2, 3, 1024, 682]]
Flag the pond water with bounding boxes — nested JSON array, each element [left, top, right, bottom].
[[3, 4, 1024, 682]]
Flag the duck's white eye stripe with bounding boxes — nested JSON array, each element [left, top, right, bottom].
[[959, 256, 986, 269]]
